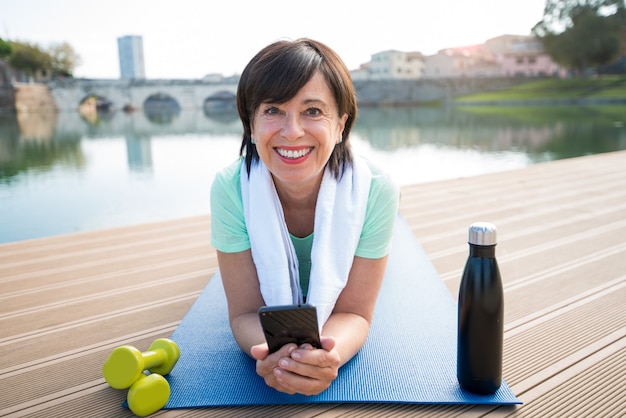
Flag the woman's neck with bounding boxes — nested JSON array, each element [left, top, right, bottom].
[[273, 175, 322, 238]]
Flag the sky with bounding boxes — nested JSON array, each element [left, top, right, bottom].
[[1, 0, 547, 79]]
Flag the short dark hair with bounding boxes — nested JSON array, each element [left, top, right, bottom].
[[236, 38, 357, 179]]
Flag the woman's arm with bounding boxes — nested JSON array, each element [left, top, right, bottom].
[[217, 249, 266, 355], [219, 249, 310, 394], [323, 254, 388, 364]]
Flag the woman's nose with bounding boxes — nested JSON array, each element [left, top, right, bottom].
[[281, 113, 305, 141]]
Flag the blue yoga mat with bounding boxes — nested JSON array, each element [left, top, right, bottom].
[[163, 215, 521, 408]]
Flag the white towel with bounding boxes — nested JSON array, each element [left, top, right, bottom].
[[241, 155, 372, 326]]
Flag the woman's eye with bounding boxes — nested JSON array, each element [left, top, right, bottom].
[[263, 106, 280, 115], [305, 107, 322, 116]]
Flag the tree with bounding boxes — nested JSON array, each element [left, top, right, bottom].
[[533, 0, 626, 76], [48, 42, 81, 77], [4, 40, 81, 80], [8, 41, 51, 79], [0, 38, 12, 59]]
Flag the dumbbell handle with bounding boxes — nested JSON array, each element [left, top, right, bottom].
[[141, 348, 166, 370]]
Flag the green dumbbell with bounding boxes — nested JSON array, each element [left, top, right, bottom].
[[127, 372, 170, 417], [103, 338, 180, 389]]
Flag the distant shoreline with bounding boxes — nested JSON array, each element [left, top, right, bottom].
[[452, 97, 626, 106]]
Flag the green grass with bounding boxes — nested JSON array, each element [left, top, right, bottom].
[[454, 104, 626, 124], [455, 76, 626, 102]]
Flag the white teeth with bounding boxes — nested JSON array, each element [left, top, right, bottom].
[[276, 148, 311, 159]]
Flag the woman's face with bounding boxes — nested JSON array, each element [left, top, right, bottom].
[[251, 71, 348, 192]]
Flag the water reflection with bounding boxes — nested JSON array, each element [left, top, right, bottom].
[[17, 111, 58, 141], [126, 134, 153, 172], [1, 105, 625, 243], [0, 113, 85, 185], [354, 106, 626, 159], [2, 106, 626, 184]]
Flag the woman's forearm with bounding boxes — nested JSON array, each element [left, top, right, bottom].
[[230, 312, 266, 356], [321, 312, 371, 367]]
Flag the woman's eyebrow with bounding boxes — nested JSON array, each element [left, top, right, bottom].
[[302, 98, 328, 106]]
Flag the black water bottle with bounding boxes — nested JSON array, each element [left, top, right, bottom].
[[457, 222, 503, 394]]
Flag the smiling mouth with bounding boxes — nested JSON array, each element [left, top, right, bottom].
[[276, 147, 313, 159]]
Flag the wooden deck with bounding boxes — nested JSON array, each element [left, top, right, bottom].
[[1, 150, 625, 417]]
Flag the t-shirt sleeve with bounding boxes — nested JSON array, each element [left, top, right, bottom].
[[355, 163, 400, 259], [210, 160, 251, 253]]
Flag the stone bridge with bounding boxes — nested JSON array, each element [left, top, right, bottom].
[[45, 76, 527, 113], [46, 78, 239, 112]]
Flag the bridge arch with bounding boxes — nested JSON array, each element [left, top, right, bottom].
[[143, 92, 181, 124], [203, 91, 237, 115], [78, 93, 114, 124]]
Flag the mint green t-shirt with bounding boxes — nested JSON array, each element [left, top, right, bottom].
[[210, 158, 399, 297]]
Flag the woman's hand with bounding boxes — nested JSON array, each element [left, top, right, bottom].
[[250, 342, 296, 394], [250, 336, 340, 395]]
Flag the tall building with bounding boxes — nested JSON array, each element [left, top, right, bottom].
[[117, 35, 145, 80]]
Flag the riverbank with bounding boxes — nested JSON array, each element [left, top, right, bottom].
[[454, 75, 626, 106]]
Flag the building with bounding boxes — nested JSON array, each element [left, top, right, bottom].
[[423, 44, 501, 79], [367, 50, 425, 80], [117, 35, 145, 80], [355, 34, 565, 80], [484, 35, 566, 77], [350, 63, 369, 81]]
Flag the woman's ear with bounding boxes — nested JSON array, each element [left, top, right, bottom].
[[339, 112, 348, 128], [337, 113, 348, 143]]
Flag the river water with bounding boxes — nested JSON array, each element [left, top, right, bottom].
[[1, 105, 625, 243]]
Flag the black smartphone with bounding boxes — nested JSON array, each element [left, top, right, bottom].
[[258, 304, 322, 353]]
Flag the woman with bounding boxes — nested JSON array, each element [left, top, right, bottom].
[[210, 38, 399, 396]]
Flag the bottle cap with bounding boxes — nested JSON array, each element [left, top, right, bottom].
[[468, 222, 497, 246]]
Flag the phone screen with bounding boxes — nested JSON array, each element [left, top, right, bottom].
[[258, 304, 321, 353]]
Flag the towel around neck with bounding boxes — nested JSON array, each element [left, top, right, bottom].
[[241, 155, 372, 326]]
